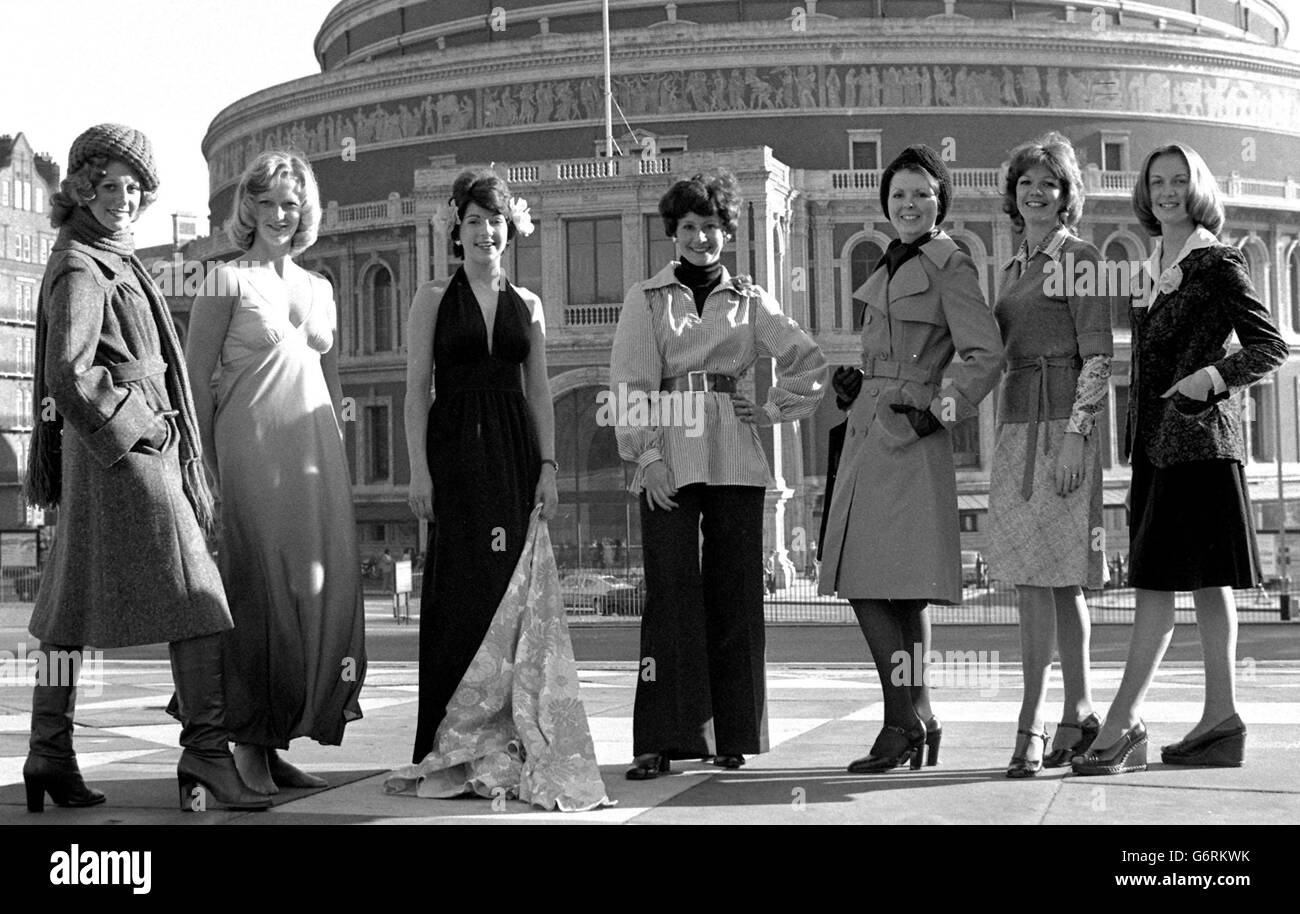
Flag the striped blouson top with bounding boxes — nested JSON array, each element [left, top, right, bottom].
[[609, 262, 828, 493]]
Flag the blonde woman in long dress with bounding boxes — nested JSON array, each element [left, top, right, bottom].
[[186, 151, 365, 794]]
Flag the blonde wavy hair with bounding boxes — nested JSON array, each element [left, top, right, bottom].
[[225, 150, 320, 254]]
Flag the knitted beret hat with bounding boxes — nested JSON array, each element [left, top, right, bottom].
[[880, 144, 951, 225], [67, 123, 159, 192]]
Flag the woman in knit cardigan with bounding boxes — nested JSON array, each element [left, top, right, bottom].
[[986, 133, 1112, 778], [22, 124, 269, 812]]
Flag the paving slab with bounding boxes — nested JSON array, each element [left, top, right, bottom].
[[0, 660, 1295, 826]]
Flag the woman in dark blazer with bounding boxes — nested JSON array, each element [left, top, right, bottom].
[[1072, 143, 1287, 776]]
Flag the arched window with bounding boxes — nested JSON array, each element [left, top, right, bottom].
[[1289, 246, 1300, 333], [1239, 242, 1269, 317], [849, 240, 883, 330], [553, 385, 637, 573], [1105, 240, 1134, 331], [368, 265, 394, 353]]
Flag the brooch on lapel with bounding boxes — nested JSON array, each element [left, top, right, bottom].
[[1156, 263, 1183, 297]]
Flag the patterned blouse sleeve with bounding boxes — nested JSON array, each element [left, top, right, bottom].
[[1065, 241, 1115, 437], [1066, 355, 1112, 437]]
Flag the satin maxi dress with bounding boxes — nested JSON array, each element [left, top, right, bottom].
[[213, 268, 366, 748]]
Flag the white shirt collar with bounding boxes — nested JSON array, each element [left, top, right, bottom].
[[1141, 225, 1218, 308]]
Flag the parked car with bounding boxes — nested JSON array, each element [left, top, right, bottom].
[[558, 572, 622, 609], [961, 551, 988, 587], [596, 578, 647, 616]]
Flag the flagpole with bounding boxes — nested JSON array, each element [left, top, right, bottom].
[[603, 0, 614, 159]]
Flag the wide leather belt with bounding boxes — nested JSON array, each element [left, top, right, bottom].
[[860, 358, 933, 385], [107, 357, 167, 384], [661, 371, 738, 393]]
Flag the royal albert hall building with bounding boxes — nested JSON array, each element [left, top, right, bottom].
[[193, 0, 1300, 580]]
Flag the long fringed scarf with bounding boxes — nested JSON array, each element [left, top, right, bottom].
[[25, 206, 215, 532]]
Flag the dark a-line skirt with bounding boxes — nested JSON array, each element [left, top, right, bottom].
[[1127, 445, 1261, 592]]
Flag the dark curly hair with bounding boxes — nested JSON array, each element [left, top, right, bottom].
[[450, 169, 515, 249], [658, 169, 742, 238]]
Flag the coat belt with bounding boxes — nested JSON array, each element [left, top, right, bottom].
[[1005, 355, 1083, 500], [107, 357, 167, 384], [860, 358, 934, 385]]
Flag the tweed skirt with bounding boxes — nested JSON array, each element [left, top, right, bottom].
[[987, 418, 1108, 589]]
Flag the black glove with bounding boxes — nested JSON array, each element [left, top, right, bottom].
[[832, 366, 864, 411], [890, 403, 944, 438]]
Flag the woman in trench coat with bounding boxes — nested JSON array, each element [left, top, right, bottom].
[[22, 124, 269, 813], [819, 145, 1004, 773]]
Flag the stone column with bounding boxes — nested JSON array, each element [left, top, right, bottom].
[[752, 182, 801, 589], [340, 239, 356, 356], [813, 201, 834, 333], [415, 219, 431, 286], [431, 222, 448, 280], [541, 215, 565, 330], [621, 208, 641, 297], [789, 200, 811, 327]]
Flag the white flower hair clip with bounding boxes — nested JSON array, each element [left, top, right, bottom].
[[433, 198, 460, 236], [508, 196, 534, 237]]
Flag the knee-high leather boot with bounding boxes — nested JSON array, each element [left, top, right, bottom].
[[169, 634, 271, 811], [24, 643, 106, 813]]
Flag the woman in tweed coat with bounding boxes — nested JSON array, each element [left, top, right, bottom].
[[22, 124, 268, 812], [1072, 143, 1287, 776]]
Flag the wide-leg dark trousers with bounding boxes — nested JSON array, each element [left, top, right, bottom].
[[633, 483, 769, 758]]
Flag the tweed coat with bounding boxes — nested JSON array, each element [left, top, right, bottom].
[[27, 239, 231, 649], [1126, 242, 1287, 467], [818, 233, 1004, 604]]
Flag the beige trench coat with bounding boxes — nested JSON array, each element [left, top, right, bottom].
[[818, 233, 1003, 604]]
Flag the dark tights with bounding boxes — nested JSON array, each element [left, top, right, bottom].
[[851, 599, 933, 730]]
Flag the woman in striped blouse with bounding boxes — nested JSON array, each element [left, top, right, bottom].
[[610, 169, 828, 779]]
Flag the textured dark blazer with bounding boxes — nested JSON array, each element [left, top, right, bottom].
[[1126, 244, 1287, 467]]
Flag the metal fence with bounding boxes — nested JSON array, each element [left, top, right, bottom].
[[558, 570, 1295, 624], [758, 576, 1295, 624], [374, 565, 1297, 625]]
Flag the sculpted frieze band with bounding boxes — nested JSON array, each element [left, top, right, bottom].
[[208, 64, 1300, 190]]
